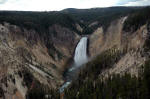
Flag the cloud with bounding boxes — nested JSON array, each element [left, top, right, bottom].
[[123, 0, 150, 6], [0, 0, 149, 11], [117, 0, 149, 5], [0, 0, 7, 4], [0, 0, 118, 11]]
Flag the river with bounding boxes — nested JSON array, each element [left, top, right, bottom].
[[59, 37, 88, 93]]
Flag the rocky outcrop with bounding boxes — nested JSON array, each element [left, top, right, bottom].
[[89, 17, 127, 57], [49, 24, 80, 63], [89, 16, 148, 77], [0, 22, 80, 98]]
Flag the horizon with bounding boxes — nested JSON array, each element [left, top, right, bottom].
[[0, 0, 150, 11], [0, 5, 149, 12]]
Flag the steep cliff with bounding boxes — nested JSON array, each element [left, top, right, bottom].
[[0, 6, 150, 99], [89, 15, 148, 76], [0, 22, 80, 98], [64, 7, 150, 99]]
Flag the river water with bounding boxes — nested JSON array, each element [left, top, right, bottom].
[[59, 37, 88, 93]]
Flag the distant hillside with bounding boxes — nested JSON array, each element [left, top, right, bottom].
[[123, 7, 150, 32], [62, 7, 140, 23], [0, 7, 144, 35], [62, 7, 143, 34], [63, 6, 150, 99], [0, 11, 79, 34], [0, 6, 150, 99]]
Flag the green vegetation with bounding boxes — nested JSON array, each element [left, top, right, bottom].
[[64, 48, 123, 98], [143, 22, 150, 53], [20, 67, 59, 99], [0, 7, 143, 35], [63, 7, 141, 33], [0, 87, 4, 98], [92, 7, 138, 32], [22, 69, 33, 88], [82, 26, 94, 35], [63, 7, 139, 24], [64, 48, 150, 99], [123, 7, 150, 32], [0, 7, 141, 60], [1, 7, 150, 99], [0, 12, 68, 60], [0, 7, 149, 34], [26, 80, 59, 99], [0, 11, 78, 34], [78, 48, 123, 80], [46, 42, 64, 60]]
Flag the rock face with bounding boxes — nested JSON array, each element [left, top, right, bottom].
[[0, 22, 80, 98], [0, 8, 149, 99], [89, 16, 148, 77], [49, 24, 80, 63], [89, 17, 127, 57]]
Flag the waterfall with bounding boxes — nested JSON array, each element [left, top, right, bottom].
[[74, 37, 88, 66], [59, 37, 88, 93]]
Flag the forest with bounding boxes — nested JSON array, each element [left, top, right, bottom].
[[123, 7, 150, 32], [64, 50, 150, 99], [1, 6, 150, 99], [63, 26, 150, 99], [0, 7, 144, 35]]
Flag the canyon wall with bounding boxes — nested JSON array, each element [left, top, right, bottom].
[[0, 22, 80, 98], [89, 16, 149, 77]]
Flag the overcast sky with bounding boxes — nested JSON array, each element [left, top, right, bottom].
[[0, 0, 150, 11]]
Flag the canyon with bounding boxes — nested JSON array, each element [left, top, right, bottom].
[[0, 6, 150, 99]]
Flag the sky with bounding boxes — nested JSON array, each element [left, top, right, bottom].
[[0, 0, 150, 11]]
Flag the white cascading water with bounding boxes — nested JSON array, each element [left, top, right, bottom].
[[74, 37, 88, 66], [59, 37, 88, 93]]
